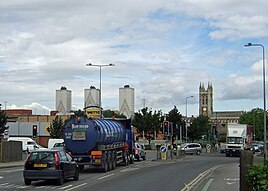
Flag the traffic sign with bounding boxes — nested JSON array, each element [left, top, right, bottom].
[[160, 145, 167, 153], [160, 146, 167, 160]]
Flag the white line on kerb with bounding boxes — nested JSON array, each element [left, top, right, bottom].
[[97, 173, 114, 180], [64, 183, 87, 191]]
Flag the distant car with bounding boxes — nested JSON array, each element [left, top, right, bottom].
[[53, 142, 65, 149], [48, 138, 64, 149], [23, 149, 79, 185], [180, 143, 202, 155], [134, 142, 146, 161], [250, 143, 261, 153], [220, 144, 227, 154], [7, 137, 39, 152]]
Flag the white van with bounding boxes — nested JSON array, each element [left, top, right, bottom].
[[48, 138, 64, 149], [7, 137, 39, 152]]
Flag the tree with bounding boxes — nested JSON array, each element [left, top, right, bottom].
[[188, 115, 209, 141], [0, 111, 8, 139], [49, 116, 65, 138], [132, 107, 161, 144], [239, 108, 264, 141], [166, 106, 183, 141], [103, 110, 127, 118]]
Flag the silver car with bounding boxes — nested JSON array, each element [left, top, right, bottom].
[[180, 143, 202, 155], [134, 142, 146, 161]]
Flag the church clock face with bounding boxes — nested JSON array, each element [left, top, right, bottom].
[[202, 107, 207, 112]]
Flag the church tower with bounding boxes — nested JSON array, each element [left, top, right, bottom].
[[199, 82, 213, 117]]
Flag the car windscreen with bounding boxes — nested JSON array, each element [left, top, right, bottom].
[[27, 141, 36, 145], [28, 152, 55, 162], [53, 143, 64, 147]]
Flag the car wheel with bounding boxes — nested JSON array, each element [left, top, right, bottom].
[[196, 150, 201, 155], [73, 168, 79, 181], [57, 172, 64, 185], [24, 179, 31, 185], [142, 156, 146, 160]]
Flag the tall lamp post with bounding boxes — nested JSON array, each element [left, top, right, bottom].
[[86, 63, 115, 118], [185, 95, 194, 142], [244, 43, 267, 161]]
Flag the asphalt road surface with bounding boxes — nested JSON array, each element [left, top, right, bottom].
[[0, 152, 239, 191]]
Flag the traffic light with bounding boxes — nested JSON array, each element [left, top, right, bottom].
[[32, 125, 37, 138], [163, 121, 169, 136]]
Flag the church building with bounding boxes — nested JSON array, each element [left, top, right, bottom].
[[199, 83, 243, 141]]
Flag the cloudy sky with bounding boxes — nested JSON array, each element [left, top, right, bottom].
[[1, 0, 268, 116]]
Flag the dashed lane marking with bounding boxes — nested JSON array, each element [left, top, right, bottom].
[[201, 178, 214, 191], [58, 184, 73, 190], [64, 183, 87, 191], [120, 167, 139, 172], [97, 173, 114, 180]]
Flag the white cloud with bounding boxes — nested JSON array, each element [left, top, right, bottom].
[[1, 0, 268, 116]]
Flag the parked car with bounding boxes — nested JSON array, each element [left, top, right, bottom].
[[180, 143, 202, 155], [134, 142, 146, 161], [250, 143, 262, 153], [220, 144, 227, 154], [48, 138, 64, 149], [7, 137, 40, 152], [23, 149, 79, 185]]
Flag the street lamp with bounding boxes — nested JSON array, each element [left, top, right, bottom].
[[185, 95, 194, 142], [244, 43, 267, 161], [86, 63, 115, 118]]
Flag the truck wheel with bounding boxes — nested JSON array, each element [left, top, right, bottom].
[[123, 153, 129, 166], [111, 153, 116, 170], [24, 179, 31, 185], [103, 160, 108, 172], [102, 155, 109, 173], [108, 154, 112, 171], [79, 165, 84, 171]]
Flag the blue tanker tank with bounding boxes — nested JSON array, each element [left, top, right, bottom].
[[64, 116, 128, 154]]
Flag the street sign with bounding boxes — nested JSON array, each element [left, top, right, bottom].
[[160, 145, 167, 153], [160, 146, 167, 160]]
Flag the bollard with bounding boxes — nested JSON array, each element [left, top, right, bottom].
[[240, 150, 253, 191]]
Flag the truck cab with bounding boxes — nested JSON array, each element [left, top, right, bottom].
[[225, 123, 253, 157]]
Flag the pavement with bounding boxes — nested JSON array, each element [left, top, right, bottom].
[[192, 162, 240, 191], [0, 160, 25, 169]]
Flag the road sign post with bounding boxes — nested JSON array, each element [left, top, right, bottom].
[[160, 145, 167, 160]]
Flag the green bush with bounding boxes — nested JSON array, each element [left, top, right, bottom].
[[246, 160, 268, 191]]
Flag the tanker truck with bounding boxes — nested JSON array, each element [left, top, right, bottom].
[[63, 116, 134, 172]]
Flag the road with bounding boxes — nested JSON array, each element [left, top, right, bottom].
[[0, 152, 239, 191]]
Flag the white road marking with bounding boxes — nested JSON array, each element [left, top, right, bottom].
[[120, 167, 139, 172], [59, 184, 73, 189], [227, 182, 236, 185], [0, 168, 23, 173], [0, 183, 9, 186], [64, 183, 87, 191], [97, 173, 114, 180], [0, 176, 3, 179]]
